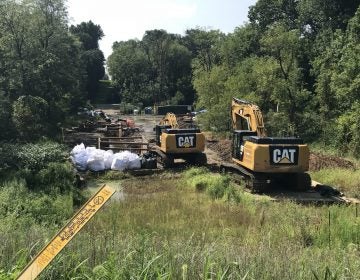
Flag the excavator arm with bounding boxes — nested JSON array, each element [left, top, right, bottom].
[[159, 113, 179, 129], [231, 98, 266, 137]]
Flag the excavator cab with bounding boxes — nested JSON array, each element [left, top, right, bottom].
[[232, 130, 257, 160], [155, 125, 171, 145]]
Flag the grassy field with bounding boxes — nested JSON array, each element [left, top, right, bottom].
[[1, 168, 359, 279], [311, 168, 360, 198]]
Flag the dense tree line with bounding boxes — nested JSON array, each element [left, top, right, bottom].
[[109, 0, 360, 155], [107, 1, 360, 155], [1, 0, 360, 157], [108, 30, 194, 107], [0, 0, 104, 141], [191, 0, 360, 156]]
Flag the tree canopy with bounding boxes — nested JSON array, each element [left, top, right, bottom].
[[1, 0, 360, 157]]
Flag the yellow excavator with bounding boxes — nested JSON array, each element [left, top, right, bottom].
[[153, 113, 207, 167], [220, 98, 311, 192]]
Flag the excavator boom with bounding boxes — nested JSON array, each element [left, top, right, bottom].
[[231, 98, 266, 137], [159, 113, 179, 129]]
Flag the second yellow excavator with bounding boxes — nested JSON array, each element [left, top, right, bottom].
[[152, 113, 207, 167], [220, 98, 311, 192]]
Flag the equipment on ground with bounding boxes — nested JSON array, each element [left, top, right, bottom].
[[152, 113, 207, 167], [220, 98, 311, 192]]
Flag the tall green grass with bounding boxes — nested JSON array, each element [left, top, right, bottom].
[[311, 168, 360, 198], [2, 169, 360, 279]]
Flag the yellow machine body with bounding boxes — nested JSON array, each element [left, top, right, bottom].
[[233, 141, 309, 173], [159, 132, 205, 154], [154, 112, 207, 167]]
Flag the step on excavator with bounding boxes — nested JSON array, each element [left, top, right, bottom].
[[220, 98, 311, 192], [152, 113, 207, 168]]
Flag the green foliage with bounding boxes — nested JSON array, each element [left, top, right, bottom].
[[0, 0, 87, 138], [108, 30, 195, 107], [36, 162, 75, 193], [184, 167, 236, 200], [0, 93, 15, 140], [13, 142, 68, 172], [311, 168, 360, 198], [0, 179, 73, 226], [0, 142, 78, 199], [70, 21, 105, 100], [12, 96, 49, 140]]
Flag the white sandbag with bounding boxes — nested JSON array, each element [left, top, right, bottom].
[[87, 149, 105, 171], [104, 150, 114, 170], [71, 143, 85, 155], [128, 158, 141, 169], [71, 149, 88, 171], [111, 151, 141, 170], [85, 146, 97, 155], [111, 155, 128, 171], [128, 154, 141, 169]]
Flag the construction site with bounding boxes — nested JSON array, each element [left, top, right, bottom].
[[64, 104, 360, 205]]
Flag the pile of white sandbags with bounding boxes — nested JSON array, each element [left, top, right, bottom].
[[70, 143, 141, 172]]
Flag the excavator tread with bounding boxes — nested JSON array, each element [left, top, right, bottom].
[[219, 162, 269, 192]]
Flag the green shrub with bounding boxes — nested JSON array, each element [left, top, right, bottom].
[[185, 168, 231, 200], [12, 95, 49, 141], [206, 175, 230, 200], [0, 179, 74, 226], [16, 142, 68, 172], [36, 162, 75, 193]]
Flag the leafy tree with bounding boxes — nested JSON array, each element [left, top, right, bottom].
[[248, 0, 299, 30], [70, 21, 105, 100], [183, 28, 224, 73], [297, 0, 360, 34], [260, 23, 311, 132], [0, 92, 15, 140], [69, 21, 104, 50], [142, 29, 173, 103], [0, 0, 86, 139], [12, 95, 49, 140], [108, 30, 194, 106], [108, 40, 151, 104], [193, 65, 229, 131], [221, 24, 261, 68]]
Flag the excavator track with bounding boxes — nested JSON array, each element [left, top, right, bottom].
[[220, 162, 269, 193], [219, 162, 312, 193]]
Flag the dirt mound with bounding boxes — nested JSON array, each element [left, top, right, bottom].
[[309, 152, 355, 171], [207, 139, 355, 171], [207, 139, 232, 162]]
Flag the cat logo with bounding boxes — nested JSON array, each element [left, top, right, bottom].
[[270, 146, 299, 165], [176, 134, 196, 148]]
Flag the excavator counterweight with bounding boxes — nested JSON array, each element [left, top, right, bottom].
[[152, 112, 207, 167]]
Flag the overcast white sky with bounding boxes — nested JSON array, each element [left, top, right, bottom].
[[67, 0, 257, 59]]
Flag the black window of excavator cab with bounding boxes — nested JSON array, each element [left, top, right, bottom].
[[235, 115, 250, 131], [232, 132, 241, 159]]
